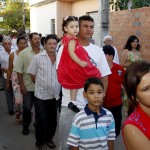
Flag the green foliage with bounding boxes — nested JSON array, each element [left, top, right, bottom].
[[110, 0, 150, 11], [0, 0, 30, 32]]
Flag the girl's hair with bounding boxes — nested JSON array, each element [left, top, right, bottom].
[[124, 35, 140, 51], [124, 61, 150, 115], [17, 36, 27, 45], [62, 16, 78, 33]]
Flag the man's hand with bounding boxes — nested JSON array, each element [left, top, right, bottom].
[[20, 84, 27, 95], [6, 81, 10, 91]]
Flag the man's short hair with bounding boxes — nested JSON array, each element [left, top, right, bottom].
[[79, 15, 94, 24], [29, 32, 39, 40], [44, 34, 59, 44], [103, 35, 112, 42], [103, 45, 115, 58]]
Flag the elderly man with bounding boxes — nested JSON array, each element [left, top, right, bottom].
[[57, 15, 111, 150], [14, 32, 42, 135], [28, 34, 61, 150], [0, 36, 14, 115], [103, 35, 120, 64]]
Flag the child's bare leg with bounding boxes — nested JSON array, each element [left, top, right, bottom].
[[70, 89, 77, 104]]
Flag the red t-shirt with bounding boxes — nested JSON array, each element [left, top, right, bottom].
[[103, 63, 125, 108]]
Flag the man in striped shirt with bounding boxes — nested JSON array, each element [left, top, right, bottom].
[[27, 34, 61, 150], [67, 77, 115, 150]]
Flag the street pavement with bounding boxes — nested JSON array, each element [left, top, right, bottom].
[[0, 90, 126, 150]]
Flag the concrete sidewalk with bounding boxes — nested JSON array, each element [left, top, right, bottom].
[[0, 90, 126, 150]]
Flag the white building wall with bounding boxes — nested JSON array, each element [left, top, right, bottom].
[[30, 2, 57, 36], [29, 0, 44, 5]]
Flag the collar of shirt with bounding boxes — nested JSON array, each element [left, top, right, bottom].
[[84, 104, 106, 127], [30, 46, 43, 54], [84, 104, 106, 116]]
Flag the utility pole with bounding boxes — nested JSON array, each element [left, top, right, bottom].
[[97, 0, 109, 47]]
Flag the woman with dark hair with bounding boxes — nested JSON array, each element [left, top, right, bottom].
[[122, 61, 150, 149], [6, 36, 28, 124], [121, 35, 141, 69]]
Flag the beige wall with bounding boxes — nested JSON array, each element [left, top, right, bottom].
[[72, 0, 98, 16], [56, 1, 72, 38], [56, 0, 98, 37]]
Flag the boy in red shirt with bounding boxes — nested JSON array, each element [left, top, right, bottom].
[[103, 45, 125, 136]]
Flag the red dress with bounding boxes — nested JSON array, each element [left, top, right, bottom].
[[57, 35, 101, 89]]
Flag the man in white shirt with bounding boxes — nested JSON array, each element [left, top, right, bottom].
[[57, 15, 111, 150], [0, 36, 14, 115], [103, 35, 120, 64], [28, 34, 61, 150]]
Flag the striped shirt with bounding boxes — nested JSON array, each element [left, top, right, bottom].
[[67, 105, 116, 150], [27, 51, 61, 100]]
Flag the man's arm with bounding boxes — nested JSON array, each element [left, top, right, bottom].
[[70, 146, 79, 150], [6, 53, 14, 90], [101, 76, 108, 93], [108, 140, 114, 150], [27, 55, 38, 83], [17, 72, 27, 95], [0, 67, 7, 73], [29, 74, 36, 83]]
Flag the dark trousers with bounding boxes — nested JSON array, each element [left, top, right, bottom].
[[34, 97, 57, 146], [23, 91, 35, 127], [2, 75, 14, 111], [107, 104, 122, 136]]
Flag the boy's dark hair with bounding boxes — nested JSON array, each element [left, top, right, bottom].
[[44, 34, 59, 44], [62, 16, 78, 33], [17, 36, 27, 45], [84, 77, 104, 92], [103, 45, 115, 58]]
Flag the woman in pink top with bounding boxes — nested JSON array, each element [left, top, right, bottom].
[[122, 61, 150, 150]]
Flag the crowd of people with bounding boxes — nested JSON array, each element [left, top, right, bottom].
[[0, 15, 149, 150]]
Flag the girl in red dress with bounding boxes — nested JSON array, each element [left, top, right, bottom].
[[57, 16, 101, 112]]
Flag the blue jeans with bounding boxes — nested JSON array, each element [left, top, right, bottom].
[[34, 97, 57, 146], [23, 91, 35, 127], [2, 74, 14, 111]]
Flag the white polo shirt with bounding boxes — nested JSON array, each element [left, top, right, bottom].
[[28, 50, 61, 100], [56, 43, 111, 109]]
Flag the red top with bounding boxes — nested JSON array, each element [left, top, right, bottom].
[[122, 104, 150, 146], [103, 63, 125, 108], [57, 35, 101, 89]]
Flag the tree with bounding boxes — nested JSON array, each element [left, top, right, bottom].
[[0, 0, 30, 32], [110, 0, 150, 11]]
